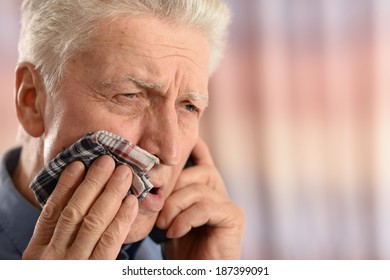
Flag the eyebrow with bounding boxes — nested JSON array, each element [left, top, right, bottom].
[[102, 74, 163, 91], [123, 75, 163, 91], [102, 74, 208, 104], [184, 91, 209, 105]]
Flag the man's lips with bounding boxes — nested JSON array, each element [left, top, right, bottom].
[[139, 182, 165, 212]]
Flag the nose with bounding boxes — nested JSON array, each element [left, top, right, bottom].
[[137, 104, 181, 166]]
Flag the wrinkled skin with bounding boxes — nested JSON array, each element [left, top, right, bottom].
[[14, 15, 246, 259]]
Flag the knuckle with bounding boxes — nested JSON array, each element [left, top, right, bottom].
[[99, 230, 119, 248], [116, 210, 132, 225], [194, 183, 208, 197], [83, 212, 106, 233], [61, 205, 83, 226], [194, 201, 214, 220], [235, 205, 247, 227], [40, 200, 59, 223], [35, 201, 61, 233], [223, 203, 247, 230], [200, 199, 212, 209], [237, 204, 246, 218], [105, 185, 126, 200], [83, 176, 101, 190]]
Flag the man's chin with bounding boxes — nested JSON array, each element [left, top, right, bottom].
[[124, 213, 158, 243]]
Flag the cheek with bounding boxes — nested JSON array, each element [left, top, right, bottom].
[[41, 95, 104, 162]]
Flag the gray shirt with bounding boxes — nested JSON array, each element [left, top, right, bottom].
[[0, 148, 163, 260]]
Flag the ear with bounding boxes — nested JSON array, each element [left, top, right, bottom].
[[15, 62, 46, 137]]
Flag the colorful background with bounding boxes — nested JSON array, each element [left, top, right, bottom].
[[1, 0, 390, 259]]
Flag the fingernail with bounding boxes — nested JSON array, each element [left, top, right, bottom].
[[166, 228, 174, 238]]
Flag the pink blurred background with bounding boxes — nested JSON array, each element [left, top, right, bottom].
[[1, 0, 390, 259]]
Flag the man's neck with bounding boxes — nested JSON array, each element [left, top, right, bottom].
[[12, 142, 44, 209]]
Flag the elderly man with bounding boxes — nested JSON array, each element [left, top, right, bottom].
[[0, 0, 245, 259]]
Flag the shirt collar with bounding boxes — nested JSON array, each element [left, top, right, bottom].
[[0, 148, 40, 255]]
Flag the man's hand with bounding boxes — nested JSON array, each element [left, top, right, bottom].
[[23, 155, 138, 259], [156, 138, 246, 259]]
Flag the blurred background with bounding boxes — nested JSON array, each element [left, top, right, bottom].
[[1, 0, 390, 259]]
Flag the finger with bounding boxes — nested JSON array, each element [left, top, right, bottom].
[[91, 194, 138, 259], [173, 165, 213, 191], [179, 138, 227, 194], [190, 137, 214, 166], [68, 164, 133, 258], [50, 155, 115, 249], [156, 183, 225, 229], [32, 161, 86, 246], [165, 201, 234, 238], [174, 165, 229, 198]]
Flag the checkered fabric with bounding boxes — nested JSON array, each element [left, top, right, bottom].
[[29, 131, 159, 208]]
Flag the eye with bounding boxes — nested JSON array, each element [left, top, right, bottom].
[[113, 92, 143, 107], [122, 93, 139, 99], [184, 104, 199, 113]]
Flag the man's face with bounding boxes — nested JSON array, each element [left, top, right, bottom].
[[40, 15, 210, 242]]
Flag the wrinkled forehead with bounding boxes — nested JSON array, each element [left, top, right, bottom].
[[93, 15, 209, 56], [67, 14, 210, 96]]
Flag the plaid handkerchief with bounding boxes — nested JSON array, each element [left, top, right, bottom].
[[29, 131, 159, 208]]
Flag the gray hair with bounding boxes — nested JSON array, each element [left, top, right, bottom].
[[18, 0, 231, 95]]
